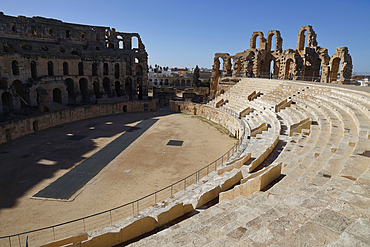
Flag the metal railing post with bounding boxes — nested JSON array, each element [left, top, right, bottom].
[[83, 219, 86, 232], [53, 227, 55, 240]]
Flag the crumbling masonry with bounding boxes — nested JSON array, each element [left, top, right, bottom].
[[210, 25, 352, 98], [0, 13, 148, 117]]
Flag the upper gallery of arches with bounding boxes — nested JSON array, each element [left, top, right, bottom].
[[0, 12, 147, 58], [266, 30, 283, 52], [210, 25, 352, 89], [296, 25, 318, 51], [250, 31, 266, 50]]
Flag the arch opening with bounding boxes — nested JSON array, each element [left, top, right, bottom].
[[79, 78, 89, 101], [12, 80, 29, 108], [115, 63, 120, 79], [65, 78, 76, 104], [330, 57, 341, 83], [93, 79, 101, 99], [63, 62, 69, 75], [103, 77, 111, 98], [2, 92, 13, 114], [125, 77, 132, 97], [53, 88, 62, 104], [78, 62, 84, 76], [12, 60, 19, 75], [103, 63, 109, 75], [31, 61, 37, 80], [92, 63, 98, 76], [47, 61, 54, 76], [131, 36, 138, 49], [115, 81, 121, 97], [284, 59, 294, 79]]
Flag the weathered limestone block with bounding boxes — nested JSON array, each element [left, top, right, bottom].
[[275, 98, 292, 113], [218, 153, 251, 175], [250, 122, 268, 137], [155, 203, 185, 226], [289, 117, 311, 136], [195, 185, 222, 209], [40, 233, 88, 247]]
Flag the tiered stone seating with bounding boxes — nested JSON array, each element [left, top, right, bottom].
[[127, 79, 370, 246]]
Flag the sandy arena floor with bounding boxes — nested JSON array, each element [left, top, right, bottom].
[[0, 108, 237, 237]]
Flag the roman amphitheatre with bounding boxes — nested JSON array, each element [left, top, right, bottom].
[[0, 13, 370, 247]]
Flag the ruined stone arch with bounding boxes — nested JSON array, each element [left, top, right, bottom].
[[329, 57, 341, 83], [329, 46, 352, 84], [250, 32, 265, 50], [296, 25, 317, 51], [267, 30, 282, 52], [284, 58, 295, 79]]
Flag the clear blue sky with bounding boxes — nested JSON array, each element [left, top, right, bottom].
[[2, 0, 369, 72]]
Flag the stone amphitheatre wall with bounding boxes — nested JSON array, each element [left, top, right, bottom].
[[170, 101, 244, 139], [210, 25, 353, 98], [0, 100, 155, 144], [0, 12, 149, 119]]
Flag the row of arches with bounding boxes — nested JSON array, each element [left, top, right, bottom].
[[9, 60, 144, 79], [1, 77, 144, 114], [150, 78, 192, 87], [65, 77, 138, 103], [215, 53, 343, 82]]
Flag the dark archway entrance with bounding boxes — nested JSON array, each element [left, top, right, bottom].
[[79, 78, 89, 101], [125, 77, 132, 98], [12, 80, 29, 109], [93, 79, 101, 99], [115, 81, 121, 97], [53, 88, 62, 104], [103, 77, 111, 98], [330, 57, 341, 83], [65, 78, 76, 104], [2, 92, 13, 114]]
